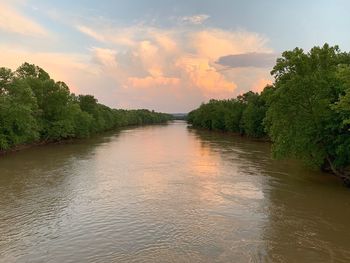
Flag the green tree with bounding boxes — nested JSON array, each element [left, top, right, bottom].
[[0, 79, 39, 149], [265, 44, 350, 182], [240, 91, 267, 138], [0, 62, 172, 150], [0, 67, 14, 94], [15, 62, 50, 81]]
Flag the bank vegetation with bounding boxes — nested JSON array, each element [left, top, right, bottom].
[[0, 63, 172, 152], [188, 44, 350, 184]]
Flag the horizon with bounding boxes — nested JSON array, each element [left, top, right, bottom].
[[1, 0, 349, 112]]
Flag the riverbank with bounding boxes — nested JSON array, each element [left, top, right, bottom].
[[187, 125, 270, 142], [0, 62, 173, 153], [0, 121, 172, 156], [188, 124, 350, 186], [187, 45, 350, 186]]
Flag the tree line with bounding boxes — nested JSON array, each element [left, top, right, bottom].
[[188, 44, 350, 184], [0, 63, 172, 151]]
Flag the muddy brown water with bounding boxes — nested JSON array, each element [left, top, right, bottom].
[[1, 121, 350, 262]]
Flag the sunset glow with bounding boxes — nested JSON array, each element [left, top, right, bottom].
[[1, 0, 349, 112]]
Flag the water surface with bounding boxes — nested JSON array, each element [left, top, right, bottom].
[[1, 121, 350, 262]]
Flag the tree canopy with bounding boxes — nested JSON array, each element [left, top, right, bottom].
[[0, 63, 172, 151], [188, 44, 350, 183]]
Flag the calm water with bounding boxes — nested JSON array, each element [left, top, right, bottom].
[[1, 121, 350, 263]]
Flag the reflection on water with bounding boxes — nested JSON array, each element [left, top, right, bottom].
[[0, 121, 350, 262]]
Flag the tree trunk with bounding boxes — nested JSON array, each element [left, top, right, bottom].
[[326, 155, 350, 187]]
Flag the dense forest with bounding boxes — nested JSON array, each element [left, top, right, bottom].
[[188, 44, 350, 184], [0, 63, 172, 151]]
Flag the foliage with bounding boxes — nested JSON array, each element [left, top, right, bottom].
[[188, 94, 267, 138], [188, 44, 350, 181], [265, 44, 350, 177], [0, 63, 172, 150]]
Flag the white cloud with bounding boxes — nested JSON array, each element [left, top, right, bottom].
[[76, 25, 106, 42], [180, 14, 210, 25]]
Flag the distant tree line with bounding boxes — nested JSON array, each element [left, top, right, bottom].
[[171, 113, 188, 120], [0, 63, 172, 151], [188, 44, 350, 184]]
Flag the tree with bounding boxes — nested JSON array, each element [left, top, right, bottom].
[[0, 62, 172, 150], [0, 79, 39, 149], [0, 67, 14, 94], [15, 62, 50, 80], [265, 44, 350, 182], [240, 91, 267, 138]]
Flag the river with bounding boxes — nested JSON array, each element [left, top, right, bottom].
[[1, 121, 350, 262]]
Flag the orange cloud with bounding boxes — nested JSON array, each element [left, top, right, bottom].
[[127, 76, 180, 89], [152, 33, 178, 52], [90, 47, 118, 72], [251, 78, 273, 93], [0, 45, 97, 94], [0, 15, 275, 112], [74, 24, 275, 110], [176, 56, 236, 98], [193, 29, 271, 59]]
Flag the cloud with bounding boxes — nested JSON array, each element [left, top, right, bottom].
[[76, 24, 139, 47], [251, 77, 273, 92], [127, 76, 180, 89], [0, 10, 274, 112], [180, 14, 210, 25], [220, 67, 273, 96], [73, 22, 275, 111], [90, 47, 118, 67], [0, 44, 98, 93], [192, 29, 272, 60], [76, 25, 106, 42], [216, 52, 277, 68], [0, 2, 48, 37], [175, 56, 236, 96]]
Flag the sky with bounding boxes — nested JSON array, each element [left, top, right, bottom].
[[1, 0, 349, 113]]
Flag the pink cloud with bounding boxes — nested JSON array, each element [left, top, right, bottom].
[[127, 76, 180, 89], [0, 17, 275, 112], [75, 25, 275, 111], [0, 2, 48, 37], [251, 78, 273, 93], [0, 45, 97, 94]]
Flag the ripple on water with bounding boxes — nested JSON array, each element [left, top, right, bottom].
[[1, 122, 350, 262]]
